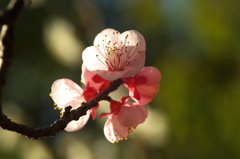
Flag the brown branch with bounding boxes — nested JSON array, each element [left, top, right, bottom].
[[0, 0, 25, 114], [0, 79, 123, 139], [0, 0, 124, 139]]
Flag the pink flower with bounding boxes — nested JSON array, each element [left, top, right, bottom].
[[81, 64, 110, 92], [82, 28, 146, 81], [102, 98, 148, 143], [123, 67, 161, 105], [50, 78, 90, 132]]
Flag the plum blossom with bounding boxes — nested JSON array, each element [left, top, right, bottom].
[[123, 67, 161, 105], [49, 28, 161, 143], [82, 28, 146, 81], [101, 97, 148, 143], [50, 78, 91, 131]]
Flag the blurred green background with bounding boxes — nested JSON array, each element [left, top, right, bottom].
[[1, 0, 240, 158]]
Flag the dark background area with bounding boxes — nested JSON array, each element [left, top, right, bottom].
[[1, 0, 240, 159]]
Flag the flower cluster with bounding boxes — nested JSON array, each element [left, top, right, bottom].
[[50, 29, 161, 143]]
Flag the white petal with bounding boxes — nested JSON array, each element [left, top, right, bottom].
[[51, 78, 84, 108], [95, 69, 128, 81], [82, 46, 108, 72], [122, 50, 146, 78], [120, 30, 146, 51], [65, 110, 90, 132], [94, 29, 120, 44]]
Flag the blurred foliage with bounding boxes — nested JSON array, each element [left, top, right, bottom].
[[0, 0, 240, 158]]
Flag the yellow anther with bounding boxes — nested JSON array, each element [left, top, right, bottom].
[[49, 93, 52, 97], [125, 137, 128, 140], [54, 103, 57, 106]]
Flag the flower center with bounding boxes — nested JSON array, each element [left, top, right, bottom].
[[96, 31, 141, 71]]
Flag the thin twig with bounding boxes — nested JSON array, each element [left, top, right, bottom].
[[0, 79, 123, 139], [0, 0, 24, 114]]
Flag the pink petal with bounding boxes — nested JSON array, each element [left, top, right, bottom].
[[133, 84, 159, 105], [81, 64, 108, 91], [104, 114, 129, 143], [124, 66, 161, 104], [137, 67, 161, 85], [65, 110, 90, 132], [51, 79, 84, 108], [81, 64, 95, 85], [117, 103, 148, 127]]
